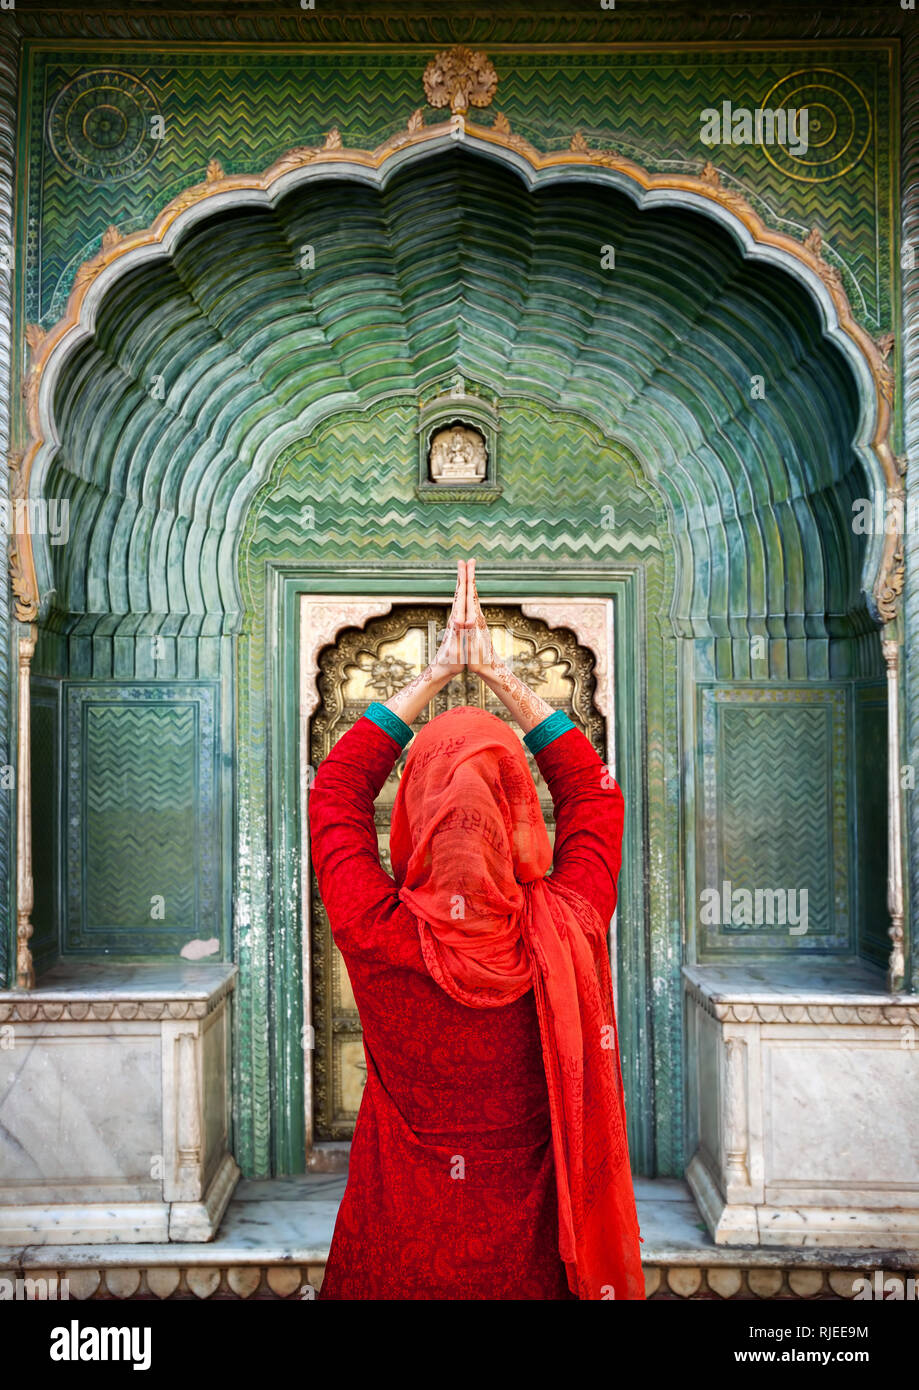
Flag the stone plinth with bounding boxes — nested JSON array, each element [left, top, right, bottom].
[[684, 962, 919, 1248], [0, 961, 239, 1244]]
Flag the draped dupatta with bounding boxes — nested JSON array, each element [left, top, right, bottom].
[[389, 706, 644, 1301]]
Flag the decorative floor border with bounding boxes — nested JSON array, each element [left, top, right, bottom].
[[1, 1260, 914, 1301]]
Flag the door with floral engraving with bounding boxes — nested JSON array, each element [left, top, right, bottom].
[[307, 604, 605, 1155]]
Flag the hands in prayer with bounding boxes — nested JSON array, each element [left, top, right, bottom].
[[431, 558, 496, 678], [383, 559, 555, 734]]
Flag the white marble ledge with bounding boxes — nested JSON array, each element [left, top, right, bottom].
[[0, 960, 237, 1003], [683, 960, 904, 1006], [1, 1178, 918, 1271]]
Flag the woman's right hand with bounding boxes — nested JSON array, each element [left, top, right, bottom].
[[463, 559, 499, 675]]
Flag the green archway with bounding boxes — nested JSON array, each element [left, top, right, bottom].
[[30, 147, 878, 1176]]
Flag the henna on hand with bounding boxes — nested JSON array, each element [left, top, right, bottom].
[[482, 657, 552, 730], [381, 560, 464, 727], [464, 558, 553, 732]]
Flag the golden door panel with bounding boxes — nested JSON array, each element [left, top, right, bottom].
[[309, 604, 605, 1142]]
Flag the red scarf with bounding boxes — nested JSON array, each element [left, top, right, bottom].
[[389, 706, 644, 1301]]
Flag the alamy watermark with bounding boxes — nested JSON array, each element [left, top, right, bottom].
[[0, 498, 69, 545], [699, 879, 809, 935], [852, 495, 919, 536], [700, 102, 809, 157], [0, 1274, 70, 1299]]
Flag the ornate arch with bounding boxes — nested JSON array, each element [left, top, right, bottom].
[[13, 109, 900, 629]]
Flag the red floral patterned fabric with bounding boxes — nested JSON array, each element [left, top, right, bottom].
[[308, 713, 642, 1300]]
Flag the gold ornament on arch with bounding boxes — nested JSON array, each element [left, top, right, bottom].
[[423, 45, 498, 115], [12, 48, 901, 630]]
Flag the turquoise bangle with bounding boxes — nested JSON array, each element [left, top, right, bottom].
[[364, 701, 414, 749], [524, 708, 576, 755]]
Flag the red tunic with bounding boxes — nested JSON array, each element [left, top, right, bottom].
[[308, 715, 624, 1301]]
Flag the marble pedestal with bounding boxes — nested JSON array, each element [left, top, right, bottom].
[[684, 962, 919, 1249], [0, 961, 239, 1245]]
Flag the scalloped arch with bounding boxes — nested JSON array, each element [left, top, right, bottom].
[[17, 119, 899, 632]]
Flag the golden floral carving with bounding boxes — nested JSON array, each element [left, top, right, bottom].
[[694, 162, 750, 218], [168, 185, 209, 215], [876, 330, 895, 361], [7, 448, 24, 499], [874, 335, 896, 405], [101, 225, 122, 252], [9, 546, 38, 623], [70, 262, 96, 296], [816, 261, 844, 293], [570, 131, 590, 154], [722, 190, 751, 215], [423, 45, 498, 115], [361, 653, 417, 699], [877, 535, 904, 624], [265, 145, 319, 178], [804, 225, 823, 257], [206, 158, 224, 182], [492, 112, 511, 136], [407, 109, 425, 133], [323, 128, 343, 151], [24, 324, 44, 358], [802, 225, 844, 295]]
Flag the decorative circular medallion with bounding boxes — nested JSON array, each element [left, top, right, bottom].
[[759, 69, 871, 183], [48, 69, 160, 184]]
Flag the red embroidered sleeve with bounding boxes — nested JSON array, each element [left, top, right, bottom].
[[533, 726, 624, 925], [307, 718, 401, 947]]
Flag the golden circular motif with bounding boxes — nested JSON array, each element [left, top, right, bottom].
[[48, 69, 160, 184], [759, 69, 871, 183]]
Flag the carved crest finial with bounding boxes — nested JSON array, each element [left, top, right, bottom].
[[101, 225, 122, 252], [700, 160, 721, 188], [423, 45, 498, 115], [570, 131, 590, 154], [24, 324, 44, 357], [323, 128, 343, 151], [876, 331, 895, 362], [7, 448, 24, 502], [206, 158, 224, 183], [804, 225, 823, 257]]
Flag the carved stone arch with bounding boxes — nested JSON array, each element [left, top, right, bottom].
[[16, 116, 898, 630]]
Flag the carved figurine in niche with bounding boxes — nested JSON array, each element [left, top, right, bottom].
[[429, 423, 488, 483]]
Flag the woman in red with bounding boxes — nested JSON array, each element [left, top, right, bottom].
[[308, 559, 644, 1300]]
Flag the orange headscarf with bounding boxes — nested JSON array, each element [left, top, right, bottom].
[[390, 705, 644, 1301]]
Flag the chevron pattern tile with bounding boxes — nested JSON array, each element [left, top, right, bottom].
[[720, 704, 832, 936], [699, 686, 851, 957], [64, 684, 220, 954], [25, 45, 895, 331]]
